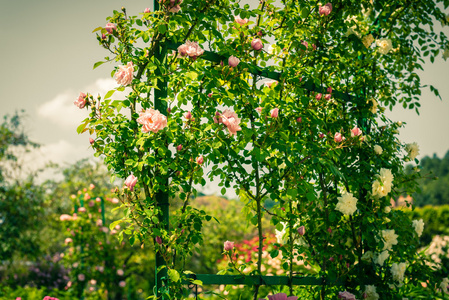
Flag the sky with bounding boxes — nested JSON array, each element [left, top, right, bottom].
[[1, 0, 449, 195]]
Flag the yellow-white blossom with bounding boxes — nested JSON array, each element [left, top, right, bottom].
[[391, 262, 407, 283], [364, 285, 380, 300], [381, 229, 398, 251], [406, 142, 420, 160], [362, 250, 374, 262], [374, 250, 390, 266], [412, 219, 424, 237], [335, 192, 358, 216], [376, 38, 393, 54], [374, 145, 383, 155], [440, 277, 449, 293], [362, 34, 375, 48]]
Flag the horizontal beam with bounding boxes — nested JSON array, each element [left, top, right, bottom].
[[184, 274, 343, 286], [166, 40, 362, 104]]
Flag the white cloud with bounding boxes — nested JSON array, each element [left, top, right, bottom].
[[3, 139, 94, 183], [37, 78, 127, 128]]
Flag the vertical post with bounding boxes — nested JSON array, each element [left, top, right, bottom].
[[153, 1, 169, 298]]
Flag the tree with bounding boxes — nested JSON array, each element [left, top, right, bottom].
[[407, 150, 449, 206], [0, 112, 45, 261]]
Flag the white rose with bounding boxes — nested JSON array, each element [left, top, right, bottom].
[[335, 192, 358, 216], [374, 145, 383, 155], [376, 38, 393, 54]]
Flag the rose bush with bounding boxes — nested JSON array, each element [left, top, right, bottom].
[[76, 0, 449, 298]]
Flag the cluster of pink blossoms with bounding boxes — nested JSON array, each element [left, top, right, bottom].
[[125, 174, 137, 191], [162, 0, 183, 13], [115, 62, 134, 86], [319, 3, 333, 16], [215, 109, 242, 135], [259, 293, 298, 300], [337, 291, 356, 300], [104, 22, 116, 34], [136, 108, 167, 133], [234, 15, 249, 25], [178, 41, 204, 59]]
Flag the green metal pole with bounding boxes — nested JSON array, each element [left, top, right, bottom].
[[153, 1, 169, 298]]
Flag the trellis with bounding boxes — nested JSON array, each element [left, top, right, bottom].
[[149, 1, 368, 299]]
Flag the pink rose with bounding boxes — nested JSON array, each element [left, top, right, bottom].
[[223, 240, 234, 251], [119, 281, 126, 288], [78, 274, 85, 281], [177, 144, 183, 151], [213, 111, 222, 124], [228, 55, 240, 67], [251, 38, 263, 50], [177, 41, 204, 59], [221, 109, 242, 135], [184, 111, 192, 120], [144, 8, 151, 13], [137, 108, 167, 133], [74, 92, 87, 109], [265, 81, 278, 88], [64, 238, 73, 244], [88, 201, 95, 207], [351, 126, 362, 137], [324, 94, 331, 100], [327, 227, 332, 234], [60, 214, 72, 221], [117, 269, 124, 276], [297, 117, 302, 123], [270, 108, 279, 118], [78, 207, 86, 213], [266, 293, 298, 300], [319, 3, 332, 16], [327, 86, 333, 94], [155, 236, 163, 245], [105, 23, 116, 34], [196, 156, 204, 165], [301, 40, 308, 49], [297, 226, 305, 236], [234, 16, 249, 25], [96, 219, 103, 226], [338, 291, 356, 300], [256, 107, 263, 113], [334, 132, 343, 143], [115, 62, 134, 86], [169, 5, 181, 13], [315, 93, 322, 100], [125, 174, 137, 191]]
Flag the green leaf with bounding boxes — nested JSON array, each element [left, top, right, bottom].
[[76, 121, 88, 134], [92, 26, 103, 33], [104, 89, 116, 99], [300, 7, 309, 19], [158, 24, 167, 34], [168, 269, 180, 282], [93, 61, 105, 69], [129, 235, 135, 246], [110, 220, 122, 231], [191, 280, 203, 285]]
